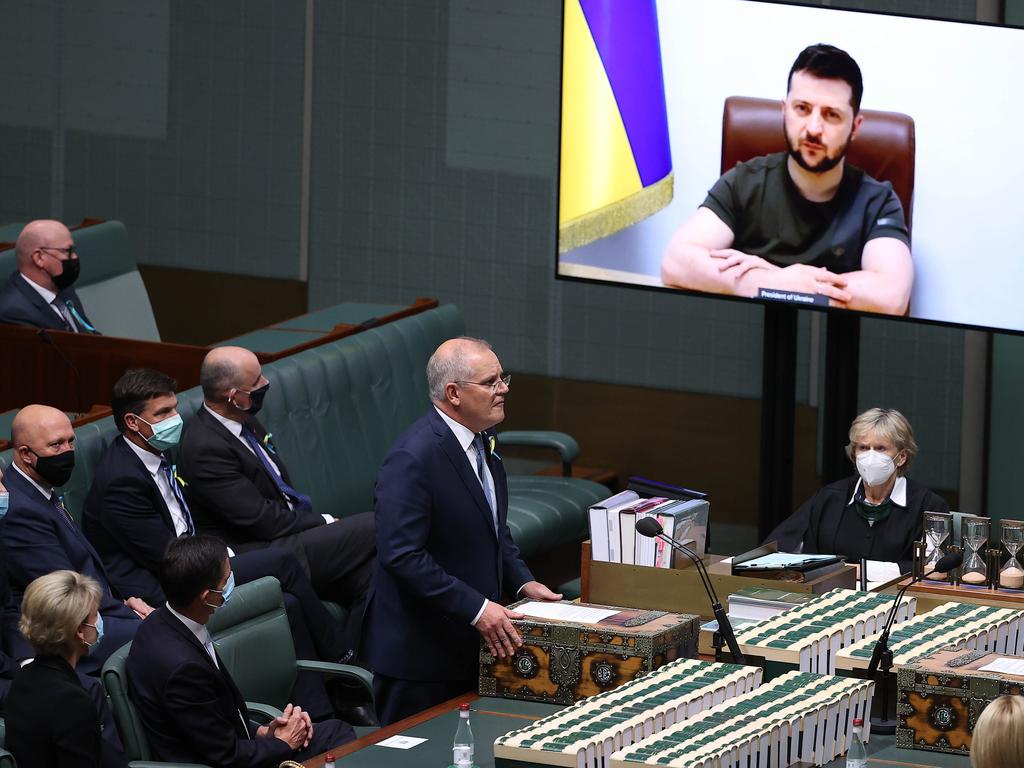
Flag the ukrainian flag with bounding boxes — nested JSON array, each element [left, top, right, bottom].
[[559, 0, 673, 253]]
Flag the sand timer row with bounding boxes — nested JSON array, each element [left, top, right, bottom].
[[918, 512, 1024, 590]]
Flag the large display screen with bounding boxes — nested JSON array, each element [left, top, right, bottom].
[[556, 0, 1024, 334]]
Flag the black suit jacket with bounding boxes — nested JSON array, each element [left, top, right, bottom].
[[0, 466, 140, 670], [0, 270, 94, 331], [4, 655, 103, 768], [0, 555, 15, 711], [765, 475, 950, 572], [362, 408, 533, 681], [127, 606, 292, 768], [84, 436, 179, 605], [178, 407, 325, 550]]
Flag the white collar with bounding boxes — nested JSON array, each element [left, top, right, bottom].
[[166, 602, 211, 644], [434, 405, 477, 453], [204, 403, 243, 437], [11, 462, 54, 500], [848, 476, 907, 507], [19, 271, 58, 305], [122, 434, 164, 477]]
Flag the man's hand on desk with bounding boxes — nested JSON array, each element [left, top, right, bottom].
[[476, 602, 525, 658], [519, 581, 563, 602]]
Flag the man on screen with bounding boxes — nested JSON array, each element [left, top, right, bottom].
[[661, 44, 913, 315]]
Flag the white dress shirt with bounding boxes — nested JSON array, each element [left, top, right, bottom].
[[203, 404, 333, 525], [124, 436, 191, 536], [10, 462, 54, 500], [434, 406, 504, 627]]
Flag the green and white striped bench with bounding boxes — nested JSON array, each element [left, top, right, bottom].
[[609, 671, 874, 768], [835, 601, 1024, 671], [733, 588, 913, 674], [494, 657, 762, 768]]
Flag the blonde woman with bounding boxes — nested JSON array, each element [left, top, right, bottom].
[[971, 695, 1024, 768], [766, 408, 948, 572], [4, 570, 112, 768]]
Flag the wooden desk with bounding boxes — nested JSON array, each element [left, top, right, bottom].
[[0, 298, 438, 414]]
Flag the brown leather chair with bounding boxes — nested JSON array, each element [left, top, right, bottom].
[[721, 96, 916, 232]]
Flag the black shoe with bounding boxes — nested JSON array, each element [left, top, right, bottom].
[[335, 702, 379, 727]]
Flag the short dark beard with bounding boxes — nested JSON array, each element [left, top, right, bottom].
[[784, 123, 852, 175]]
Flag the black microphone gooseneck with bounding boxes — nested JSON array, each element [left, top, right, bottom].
[[866, 550, 963, 734], [635, 516, 746, 664], [38, 329, 84, 415]]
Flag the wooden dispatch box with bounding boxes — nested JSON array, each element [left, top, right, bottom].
[[896, 647, 1024, 756], [478, 599, 699, 705], [581, 541, 857, 620]]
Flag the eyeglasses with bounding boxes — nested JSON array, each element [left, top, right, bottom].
[[455, 373, 511, 393], [37, 245, 76, 259]]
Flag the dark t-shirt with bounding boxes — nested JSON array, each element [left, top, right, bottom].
[[701, 152, 910, 272]]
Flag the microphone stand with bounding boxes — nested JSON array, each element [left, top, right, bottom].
[[652, 531, 746, 665], [866, 551, 961, 735]]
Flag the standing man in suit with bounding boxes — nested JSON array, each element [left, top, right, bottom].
[[0, 220, 97, 332], [179, 346, 374, 657], [127, 535, 354, 767], [363, 337, 563, 725], [0, 405, 146, 675]]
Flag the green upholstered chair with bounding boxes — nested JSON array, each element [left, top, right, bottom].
[[0, 717, 12, 768], [0, 220, 160, 341], [206, 577, 372, 714], [100, 643, 211, 767]]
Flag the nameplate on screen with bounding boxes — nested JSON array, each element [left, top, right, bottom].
[[758, 288, 829, 307]]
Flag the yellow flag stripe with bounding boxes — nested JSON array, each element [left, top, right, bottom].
[[559, 0, 642, 225]]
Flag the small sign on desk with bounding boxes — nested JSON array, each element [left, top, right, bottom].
[[375, 735, 428, 750]]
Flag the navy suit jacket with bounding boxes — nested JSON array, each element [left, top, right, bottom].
[[362, 408, 533, 681], [127, 607, 291, 768], [84, 436, 183, 605], [0, 466, 140, 670], [0, 554, 15, 711], [0, 270, 94, 331], [179, 407, 325, 551]]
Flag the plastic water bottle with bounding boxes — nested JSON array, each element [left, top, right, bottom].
[[846, 717, 867, 768], [453, 702, 474, 767]]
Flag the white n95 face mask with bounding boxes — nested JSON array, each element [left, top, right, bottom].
[[856, 450, 896, 488]]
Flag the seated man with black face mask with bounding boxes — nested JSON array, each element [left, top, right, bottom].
[[0, 220, 98, 332], [179, 347, 375, 660], [0, 406, 146, 675]]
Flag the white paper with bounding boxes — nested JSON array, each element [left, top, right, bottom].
[[978, 657, 1024, 675], [375, 735, 429, 749], [516, 601, 620, 623]]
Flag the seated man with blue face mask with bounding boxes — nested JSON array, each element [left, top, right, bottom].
[[84, 368, 351, 721], [127, 535, 354, 767], [765, 407, 949, 574]]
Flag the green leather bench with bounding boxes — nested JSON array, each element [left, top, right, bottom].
[[0, 303, 606, 557], [0, 220, 160, 341]]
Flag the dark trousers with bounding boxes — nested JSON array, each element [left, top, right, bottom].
[[373, 674, 477, 726], [231, 546, 343, 719], [256, 512, 375, 655]]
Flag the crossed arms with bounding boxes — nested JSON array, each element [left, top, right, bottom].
[[660, 206, 914, 316]]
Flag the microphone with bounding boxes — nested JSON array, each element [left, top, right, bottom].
[[635, 516, 746, 664], [865, 549, 962, 735], [38, 329, 84, 415], [867, 550, 963, 675]]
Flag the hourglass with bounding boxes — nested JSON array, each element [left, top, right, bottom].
[[923, 512, 952, 580], [960, 516, 990, 586], [999, 520, 1024, 590]]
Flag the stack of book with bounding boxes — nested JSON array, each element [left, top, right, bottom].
[[726, 585, 819, 621], [588, 490, 709, 567]]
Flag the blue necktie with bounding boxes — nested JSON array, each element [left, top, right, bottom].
[[240, 429, 312, 512], [51, 493, 75, 527], [159, 457, 195, 536], [65, 300, 98, 334], [473, 434, 496, 529]]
